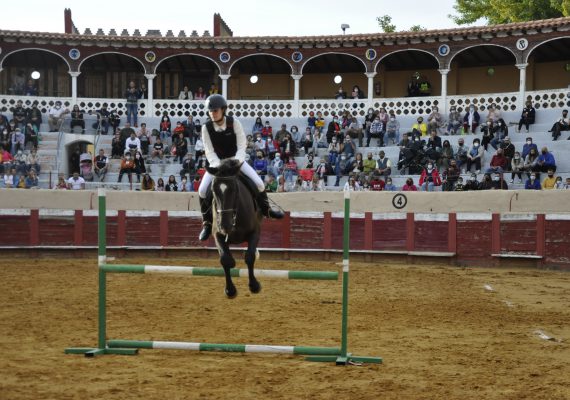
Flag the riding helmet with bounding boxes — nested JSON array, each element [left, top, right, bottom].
[[205, 94, 227, 111]]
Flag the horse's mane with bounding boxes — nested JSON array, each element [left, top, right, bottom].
[[214, 159, 242, 178]]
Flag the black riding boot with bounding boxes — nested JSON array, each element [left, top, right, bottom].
[[257, 191, 284, 219], [198, 194, 213, 241]]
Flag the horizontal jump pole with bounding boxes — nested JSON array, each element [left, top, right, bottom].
[[107, 339, 341, 355], [100, 264, 338, 281]]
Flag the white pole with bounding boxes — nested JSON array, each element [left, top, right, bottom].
[[516, 63, 528, 111], [438, 69, 450, 115]]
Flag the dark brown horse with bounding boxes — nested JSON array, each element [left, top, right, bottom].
[[205, 159, 262, 298]]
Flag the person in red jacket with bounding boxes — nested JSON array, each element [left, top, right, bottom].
[[419, 162, 442, 191], [486, 148, 508, 174]]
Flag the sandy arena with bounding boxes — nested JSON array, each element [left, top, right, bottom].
[[1, 256, 569, 399]]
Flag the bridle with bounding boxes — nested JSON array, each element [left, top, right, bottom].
[[213, 175, 239, 237]]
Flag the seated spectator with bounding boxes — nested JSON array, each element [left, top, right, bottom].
[[178, 85, 193, 100], [384, 113, 400, 145], [464, 173, 480, 191], [554, 176, 564, 189], [350, 85, 365, 99], [275, 123, 290, 143], [24, 79, 38, 96], [463, 105, 480, 134], [362, 152, 376, 175], [53, 175, 68, 190], [152, 137, 165, 162], [499, 136, 515, 170], [334, 154, 350, 187], [265, 133, 279, 160], [290, 125, 302, 148], [70, 105, 85, 134], [442, 160, 460, 191], [542, 169, 558, 190], [490, 119, 508, 150], [327, 136, 340, 166], [134, 151, 146, 183], [375, 150, 392, 177], [479, 174, 494, 190], [11, 128, 25, 155], [523, 147, 539, 179], [344, 175, 361, 191], [194, 135, 204, 160], [549, 109, 569, 140], [314, 157, 331, 183], [446, 106, 461, 135], [109, 109, 121, 132], [208, 83, 218, 95], [159, 113, 172, 144], [346, 153, 364, 178], [261, 121, 273, 139], [79, 151, 94, 182], [427, 106, 444, 132], [118, 153, 135, 183], [252, 117, 263, 136], [439, 140, 454, 170], [194, 86, 206, 100], [411, 116, 427, 138], [174, 132, 188, 163], [3, 167, 17, 188], [535, 147, 556, 174], [265, 175, 278, 193], [155, 177, 165, 191], [180, 175, 191, 192], [367, 114, 384, 147], [402, 177, 418, 191], [419, 162, 442, 191], [13, 150, 28, 176], [334, 86, 347, 99], [26, 148, 41, 173], [480, 119, 494, 151], [283, 155, 298, 184], [518, 101, 535, 133], [466, 138, 484, 174], [487, 104, 502, 124], [491, 173, 508, 190], [510, 151, 524, 184], [165, 175, 178, 191], [137, 123, 150, 155], [369, 174, 385, 191], [141, 174, 155, 191], [93, 103, 111, 134], [425, 129, 443, 161], [315, 111, 325, 132], [279, 133, 297, 160], [454, 176, 466, 191], [25, 169, 39, 189], [180, 152, 195, 179], [268, 153, 284, 178], [253, 151, 268, 175], [172, 121, 185, 144], [67, 172, 85, 190], [124, 131, 141, 155], [384, 177, 397, 191], [111, 131, 123, 159], [346, 116, 363, 147], [15, 174, 27, 188], [326, 115, 342, 144], [94, 149, 109, 182], [564, 177, 570, 190], [486, 148, 508, 174], [522, 137, 538, 160], [11, 100, 27, 129], [48, 101, 69, 132], [307, 112, 316, 132], [27, 101, 42, 131]]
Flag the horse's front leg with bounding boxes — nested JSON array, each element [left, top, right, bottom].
[[216, 234, 237, 298], [244, 232, 261, 294]]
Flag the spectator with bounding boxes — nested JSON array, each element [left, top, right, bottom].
[[346, 116, 363, 147], [363, 152, 377, 175], [180, 152, 195, 179], [275, 124, 290, 143], [301, 128, 313, 155], [454, 138, 469, 173], [564, 177, 570, 190], [464, 173, 480, 191], [340, 134, 356, 163], [165, 175, 178, 191], [463, 105, 480, 134], [174, 133, 188, 163], [134, 151, 146, 183], [385, 113, 400, 145], [125, 81, 140, 127], [312, 129, 327, 154], [350, 85, 365, 99], [369, 174, 385, 191], [419, 162, 442, 191], [522, 137, 538, 160], [491, 173, 508, 190], [0, 145, 14, 174], [518, 101, 535, 133], [194, 86, 206, 100], [486, 148, 508, 174], [24, 79, 38, 96], [26, 148, 41, 173], [523, 147, 539, 179], [155, 177, 165, 191], [554, 176, 564, 189], [346, 152, 364, 177], [24, 122, 38, 152], [3, 167, 17, 188], [454, 176, 466, 191], [535, 147, 556, 174], [334, 86, 347, 99], [334, 153, 350, 186], [327, 136, 340, 166], [375, 150, 392, 177], [67, 172, 85, 190], [490, 119, 508, 150], [27, 101, 42, 131], [326, 115, 341, 144], [279, 133, 297, 160], [93, 103, 111, 134], [47, 101, 69, 132], [549, 109, 568, 140], [290, 125, 302, 147], [480, 119, 494, 151], [194, 135, 204, 160], [14, 150, 27, 175], [261, 121, 273, 139], [265, 175, 278, 192], [180, 175, 191, 192], [253, 151, 268, 176], [181, 115, 196, 145], [25, 169, 39, 189], [137, 123, 150, 155], [208, 83, 218, 95], [402, 177, 418, 191], [141, 174, 155, 191], [159, 113, 172, 144], [283, 155, 298, 184], [487, 104, 502, 124], [377, 108, 389, 144], [140, 83, 148, 99], [11, 128, 25, 155], [15, 174, 26, 189], [268, 153, 284, 178], [111, 131, 122, 159], [425, 129, 443, 162], [314, 157, 330, 183], [118, 153, 135, 183], [252, 117, 263, 136], [53, 175, 68, 190], [124, 131, 141, 155], [411, 116, 427, 138], [11, 100, 27, 129], [94, 149, 109, 182], [542, 169, 558, 190], [265, 133, 279, 160], [367, 114, 383, 147], [384, 177, 397, 191], [439, 140, 454, 170], [442, 160, 460, 191], [315, 111, 325, 132], [343, 175, 360, 191], [479, 174, 494, 190], [70, 105, 85, 134], [79, 151, 94, 182], [427, 106, 444, 132], [510, 151, 524, 184], [466, 138, 484, 174], [307, 112, 316, 132], [499, 136, 515, 170], [446, 106, 461, 135], [178, 85, 193, 100]]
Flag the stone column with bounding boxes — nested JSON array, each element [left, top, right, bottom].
[[219, 74, 231, 98], [69, 71, 81, 105], [438, 68, 450, 115], [516, 63, 528, 111], [144, 74, 156, 113], [365, 72, 377, 107], [291, 74, 303, 118]]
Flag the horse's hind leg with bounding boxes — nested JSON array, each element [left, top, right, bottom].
[[216, 235, 237, 298], [245, 234, 261, 294]]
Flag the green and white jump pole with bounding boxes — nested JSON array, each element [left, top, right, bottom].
[[65, 189, 382, 365]]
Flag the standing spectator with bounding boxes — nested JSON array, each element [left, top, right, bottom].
[[446, 106, 461, 135], [178, 85, 193, 100], [118, 153, 135, 183], [499, 136, 516, 170], [182, 115, 196, 145], [275, 123, 290, 143], [111, 131, 123, 159], [402, 177, 418, 191], [525, 173, 541, 190], [510, 152, 524, 184], [542, 169, 558, 190], [139, 83, 148, 99], [466, 138, 484, 173], [70, 105, 85, 133], [47, 101, 69, 132], [463, 105, 480, 134], [549, 109, 569, 140], [165, 175, 178, 191], [94, 149, 109, 182], [518, 101, 535, 133], [23, 123, 37, 150], [67, 172, 85, 190], [125, 81, 140, 127], [419, 162, 442, 191], [24, 79, 38, 96], [350, 85, 365, 99], [208, 83, 218, 95]]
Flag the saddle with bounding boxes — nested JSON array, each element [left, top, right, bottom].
[[206, 171, 259, 211]]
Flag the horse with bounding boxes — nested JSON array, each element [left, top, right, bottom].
[[205, 159, 262, 298]]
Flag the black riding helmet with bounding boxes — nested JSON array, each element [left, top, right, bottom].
[[205, 94, 227, 111]]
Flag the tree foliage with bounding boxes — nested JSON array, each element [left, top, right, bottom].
[[450, 0, 568, 25], [377, 15, 427, 32]]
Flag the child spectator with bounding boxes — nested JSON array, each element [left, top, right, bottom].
[[402, 177, 418, 191], [165, 175, 178, 191], [525, 173, 541, 190]]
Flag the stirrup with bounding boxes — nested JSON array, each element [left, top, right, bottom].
[[199, 222, 212, 241]]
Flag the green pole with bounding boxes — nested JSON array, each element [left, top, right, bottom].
[[340, 190, 350, 359], [97, 189, 107, 350]]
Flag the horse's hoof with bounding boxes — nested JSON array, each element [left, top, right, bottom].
[[225, 287, 237, 299], [249, 281, 262, 294]]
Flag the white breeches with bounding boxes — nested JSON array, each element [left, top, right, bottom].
[[198, 161, 265, 198]]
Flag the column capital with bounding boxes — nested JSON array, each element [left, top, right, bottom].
[[218, 74, 231, 80], [438, 68, 450, 75], [515, 63, 528, 70], [291, 74, 303, 80], [69, 71, 81, 77], [144, 74, 157, 80], [365, 72, 377, 78]]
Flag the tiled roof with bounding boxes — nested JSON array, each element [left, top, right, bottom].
[[1, 17, 569, 46]]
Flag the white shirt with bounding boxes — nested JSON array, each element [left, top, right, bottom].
[[124, 137, 141, 154], [49, 106, 67, 119], [202, 117, 246, 168], [67, 176, 85, 190]]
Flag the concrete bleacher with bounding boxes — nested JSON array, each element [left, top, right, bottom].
[[7, 107, 570, 190]]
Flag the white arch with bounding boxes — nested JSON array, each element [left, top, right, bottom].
[[373, 48, 440, 71], [447, 44, 517, 67], [78, 51, 146, 73], [300, 52, 366, 74], [229, 53, 293, 75], [0, 47, 71, 71], [153, 53, 220, 74], [524, 36, 570, 64]]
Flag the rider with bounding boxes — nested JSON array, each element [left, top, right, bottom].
[[198, 94, 284, 241]]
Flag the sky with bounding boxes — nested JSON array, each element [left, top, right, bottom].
[[1, 0, 482, 37]]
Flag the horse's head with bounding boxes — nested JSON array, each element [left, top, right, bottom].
[[206, 159, 242, 236]]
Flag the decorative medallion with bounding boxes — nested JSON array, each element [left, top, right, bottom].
[[438, 44, 450, 57], [219, 51, 230, 63], [365, 49, 377, 61], [291, 51, 303, 63], [69, 48, 80, 60], [516, 38, 529, 51], [144, 51, 156, 63]]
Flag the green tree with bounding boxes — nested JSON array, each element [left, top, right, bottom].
[[409, 25, 427, 32], [377, 15, 396, 33], [450, 0, 567, 25]]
